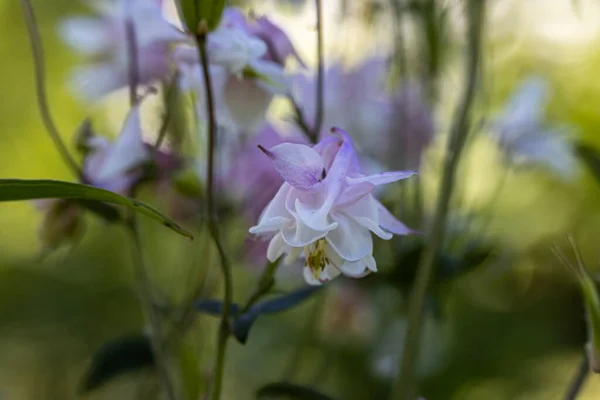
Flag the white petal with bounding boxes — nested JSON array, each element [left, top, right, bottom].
[[266, 233, 286, 261], [70, 63, 126, 101], [224, 76, 272, 131], [281, 219, 328, 248], [326, 215, 373, 262], [340, 259, 369, 277], [348, 170, 417, 186], [94, 106, 149, 182], [249, 216, 290, 235], [59, 18, 111, 55], [255, 183, 292, 223], [284, 246, 303, 264], [303, 266, 323, 286], [375, 199, 413, 235], [343, 195, 393, 240], [251, 60, 289, 95], [207, 28, 267, 75], [335, 181, 375, 208]]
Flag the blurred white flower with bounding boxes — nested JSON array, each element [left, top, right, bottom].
[[60, 0, 185, 100], [489, 77, 578, 178]]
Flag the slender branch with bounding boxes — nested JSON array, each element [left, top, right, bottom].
[[390, 1, 485, 399], [314, 0, 324, 138], [195, 29, 234, 400], [242, 259, 281, 313], [19, 0, 83, 180], [124, 12, 179, 400], [125, 18, 140, 107], [153, 72, 181, 154], [128, 217, 179, 400], [288, 94, 317, 144], [564, 353, 589, 400]]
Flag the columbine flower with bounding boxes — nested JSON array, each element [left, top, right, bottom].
[[175, 7, 291, 133], [489, 77, 577, 178], [82, 106, 150, 194], [249, 127, 416, 285], [60, 0, 185, 100]]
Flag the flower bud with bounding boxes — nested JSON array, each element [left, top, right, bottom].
[[175, 0, 225, 33]]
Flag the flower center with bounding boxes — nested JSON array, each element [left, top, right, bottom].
[[304, 238, 330, 281]]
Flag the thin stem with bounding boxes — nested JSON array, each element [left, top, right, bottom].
[[390, 1, 485, 399], [288, 94, 317, 144], [314, 0, 324, 138], [195, 31, 234, 400], [125, 18, 139, 106], [19, 0, 83, 180], [390, 0, 408, 80], [242, 259, 281, 313], [564, 353, 589, 400], [154, 72, 181, 154], [128, 217, 179, 400]]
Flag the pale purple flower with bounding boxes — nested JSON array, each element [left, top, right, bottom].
[[291, 59, 393, 151], [60, 0, 185, 100], [249, 127, 416, 285], [387, 82, 435, 170], [490, 77, 577, 178], [175, 7, 292, 133], [83, 106, 150, 194]]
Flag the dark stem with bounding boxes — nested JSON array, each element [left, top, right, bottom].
[[125, 18, 139, 106], [288, 94, 317, 144], [314, 0, 325, 138], [195, 31, 234, 400], [19, 0, 83, 180], [390, 1, 485, 399], [153, 72, 181, 153], [564, 353, 589, 400]]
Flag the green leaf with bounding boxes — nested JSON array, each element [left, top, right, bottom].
[[257, 383, 337, 400], [0, 179, 193, 238], [175, 0, 225, 33], [81, 334, 154, 393]]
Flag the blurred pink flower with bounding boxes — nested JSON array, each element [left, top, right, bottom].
[[250, 128, 416, 285], [60, 0, 185, 100]]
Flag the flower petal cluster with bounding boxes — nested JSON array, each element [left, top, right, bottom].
[[490, 77, 577, 178], [250, 128, 415, 285], [60, 0, 185, 100]]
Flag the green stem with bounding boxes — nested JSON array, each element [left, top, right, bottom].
[[390, 1, 485, 399], [194, 30, 234, 400], [564, 354, 589, 400], [314, 0, 324, 139], [128, 217, 179, 400], [242, 259, 281, 313], [19, 0, 83, 180]]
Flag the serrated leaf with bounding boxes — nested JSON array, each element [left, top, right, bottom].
[[256, 382, 337, 400], [80, 334, 154, 393], [0, 179, 192, 238]]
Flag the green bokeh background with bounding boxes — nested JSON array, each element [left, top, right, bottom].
[[1, 0, 600, 399]]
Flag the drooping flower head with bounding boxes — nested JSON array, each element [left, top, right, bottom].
[[250, 127, 416, 285], [61, 0, 185, 100], [175, 7, 296, 133], [489, 77, 577, 178]]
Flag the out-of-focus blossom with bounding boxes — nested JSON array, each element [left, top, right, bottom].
[[489, 77, 577, 178], [292, 59, 391, 142], [249, 127, 416, 285], [387, 83, 436, 170], [175, 7, 296, 133], [82, 106, 150, 194], [35, 199, 84, 253], [60, 0, 185, 100]]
